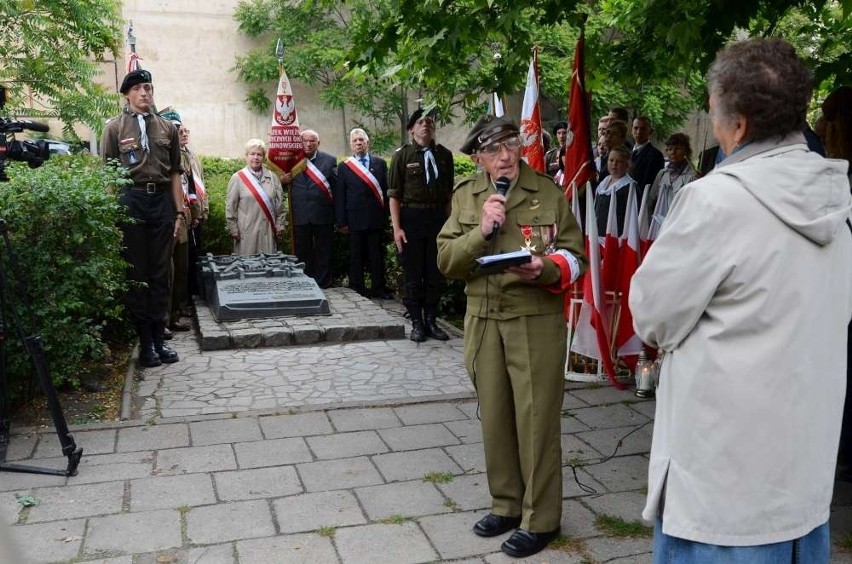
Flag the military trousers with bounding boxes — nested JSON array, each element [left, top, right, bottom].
[[464, 311, 566, 532], [399, 208, 445, 319]]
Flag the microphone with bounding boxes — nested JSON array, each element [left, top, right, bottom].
[[19, 120, 50, 133], [489, 176, 511, 240]]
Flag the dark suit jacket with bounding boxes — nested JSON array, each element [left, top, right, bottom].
[[335, 155, 389, 231], [292, 150, 338, 225], [630, 143, 665, 195]]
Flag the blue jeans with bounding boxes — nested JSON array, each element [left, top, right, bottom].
[[653, 518, 829, 563]]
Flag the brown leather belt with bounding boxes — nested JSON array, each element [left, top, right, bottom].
[[128, 182, 170, 194]]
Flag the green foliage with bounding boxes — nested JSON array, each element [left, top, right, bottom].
[[0, 155, 131, 394], [595, 514, 653, 538], [198, 156, 246, 257], [422, 471, 455, 484], [0, 0, 124, 138]]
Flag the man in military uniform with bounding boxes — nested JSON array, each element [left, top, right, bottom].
[[102, 70, 183, 368], [544, 120, 568, 177], [388, 109, 453, 342], [437, 115, 586, 558]]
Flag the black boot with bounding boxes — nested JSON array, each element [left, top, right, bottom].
[[424, 314, 449, 341], [410, 320, 427, 342], [137, 324, 161, 368], [153, 322, 180, 364]]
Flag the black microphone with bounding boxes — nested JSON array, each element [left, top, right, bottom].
[[489, 176, 511, 240], [19, 120, 50, 133]]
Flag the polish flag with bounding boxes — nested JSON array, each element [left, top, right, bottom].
[[600, 185, 622, 295], [563, 30, 595, 198], [616, 184, 642, 358], [637, 184, 652, 260], [490, 93, 506, 117], [520, 50, 545, 173]]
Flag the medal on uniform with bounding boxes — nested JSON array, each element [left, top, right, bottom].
[[520, 225, 536, 252]]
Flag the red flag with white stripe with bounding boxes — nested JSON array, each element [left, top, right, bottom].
[[563, 31, 594, 198], [616, 184, 642, 356], [600, 185, 622, 294], [520, 50, 545, 173]]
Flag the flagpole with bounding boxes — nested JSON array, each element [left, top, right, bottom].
[[275, 38, 296, 255]]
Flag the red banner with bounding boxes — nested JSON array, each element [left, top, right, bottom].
[[267, 66, 305, 175], [563, 31, 594, 197]]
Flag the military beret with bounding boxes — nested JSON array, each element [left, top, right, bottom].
[[459, 115, 520, 155], [552, 121, 568, 135], [406, 108, 436, 130], [158, 107, 181, 125], [119, 69, 152, 94]]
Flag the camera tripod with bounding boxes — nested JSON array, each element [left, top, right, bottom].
[[0, 219, 82, 476]]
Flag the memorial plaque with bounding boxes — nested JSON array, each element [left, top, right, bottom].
[[200, 253, 330, 321]]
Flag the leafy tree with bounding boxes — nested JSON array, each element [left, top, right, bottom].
[[0, 0, 124, 138], [233, 0, 407, 152]]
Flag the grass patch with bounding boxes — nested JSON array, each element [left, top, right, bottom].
[[549, 534, 586, 553], [561, 410, 576, 418], [595, 514, 653, 538], [380, 514, 411, 524], [317, 525, 337, 537], [423, 471, 454, 484], [176, 504, 191, 515], [443, 498, 459, 510]]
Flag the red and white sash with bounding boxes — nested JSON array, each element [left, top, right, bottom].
[[305, 159, 333, 203], [236, 167, 276, 231], [191, 159, 207, 201], [343, 156, 383, 206]]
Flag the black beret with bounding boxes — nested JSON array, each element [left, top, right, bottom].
[[120, 69, 152, 94], [459, 115, 520, 155], [407, 108, 436, 130], [552, 121, 568, 135]]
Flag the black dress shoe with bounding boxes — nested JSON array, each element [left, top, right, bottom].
[[424, 318, 449, 341], [169, 321, 191, 331], [139, 344, 162, 368], [373, 289, 394, 300], [500, 528, 560, 558], [154, 343, 180, 363], [409, 321, 427, 343], [473, 514, 522, 538]]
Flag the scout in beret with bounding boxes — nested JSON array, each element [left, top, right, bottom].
[[119, 69, 152, 95]]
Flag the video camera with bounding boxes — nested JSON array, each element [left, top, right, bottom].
[[0, 86, 51, 182]]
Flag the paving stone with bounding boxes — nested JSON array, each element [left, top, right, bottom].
[[306, 430, 388, 459], [236, 533, 337, 563], [297, 456, 384, 492], [445, 443, 487, 474], [378, 423, 460, 451], [420, 511, 510, 560], [562, 434, 603, 463], [0, 491, 20, 525], [117, 424, 190, 452], [373, 448, 462, 482], [581, 491, 649, 524], [0, 469, 65, 492], [484, 548, 585, 563], [560, 412, 593, 434], [130, 473, 216, 511], [215, 466, 302, 501], [273, 490, 366, 533], [27, 481, 124, 522], [582, 535, 653, 562], [79, 556, 133, 564], [561, 498, 600, 539], [234, 436, 313, 468], [190, 418, 263, 446], [65, 451, 154, 485], [186, 544, 236, 564], [260, 412, 333, 438], [155, 444, 237, 475], [436, 473, 491, 511], [562, 466, 608, 498], [570, 386, 636, 407], [575, 424, 654, 459], [394, 402, 468, 425], [609, 554, 653, 564], [581, 455, 649, 493], [85, 509, 182, 555], [569, 403, 649, 431], [186, 499, 275, 544], [563, 390, 592, 409], [335, 521, 438, 564], [355, 480, 451, 519], [34, 428, 116, 458], [328, 407, 401, 431], [8, 518, 85, 563], [444, 418, 483, 444], [4, 432, 37, 460], [627, 398, 657, 419]]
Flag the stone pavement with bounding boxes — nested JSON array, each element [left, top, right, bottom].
[[2, 296, 852, 563]]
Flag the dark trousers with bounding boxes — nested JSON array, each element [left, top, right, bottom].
[[118, 190, 175, 335], [840, 322, 852, 466], [187, 224, 203, 296], [169, 239, 188, 324], [294, 223, 334, 288], [348, 228, 386, 295], [399, 208, 445, 320]]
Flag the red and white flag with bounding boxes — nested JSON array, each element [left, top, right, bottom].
[[127, 52, 142, 73], [600, 184, 622, 295], [637, 184, 652, 260], [616, 184, 642, 357], [266, 64, 305, 176], [490, 93, 506, 117], [563, 30, 595, 197], [520, 50, 545, 173]]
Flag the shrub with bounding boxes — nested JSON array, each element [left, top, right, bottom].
[[0, 156, 131, 395]]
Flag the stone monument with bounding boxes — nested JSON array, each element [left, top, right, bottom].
[[199, 253, 330, 321]]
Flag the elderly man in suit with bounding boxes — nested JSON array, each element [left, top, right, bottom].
[[282, 129, 338, 288], [336, 128, 393, 299], [630, 116, 665, 198]]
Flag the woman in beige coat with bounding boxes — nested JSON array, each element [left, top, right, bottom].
[[225, 139, 286, 255]]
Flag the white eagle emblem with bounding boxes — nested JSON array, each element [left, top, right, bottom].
[[275, 95, 297, 126]]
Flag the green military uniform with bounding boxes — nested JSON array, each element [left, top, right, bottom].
[[387, 140, 453, 324], [437, 160, 586, 533], [102, 96, 182, 359]]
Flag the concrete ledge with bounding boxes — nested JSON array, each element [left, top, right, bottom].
[[195, 287, 406, 351]]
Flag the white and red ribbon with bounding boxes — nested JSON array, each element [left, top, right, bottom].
[[343, 157, 383, 206], [236, 168, 276, 232]]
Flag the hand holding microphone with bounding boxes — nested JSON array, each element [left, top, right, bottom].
[[483, 176, 510, 240]]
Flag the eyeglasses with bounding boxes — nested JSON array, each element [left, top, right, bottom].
[[478, 137, 522, 155]]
